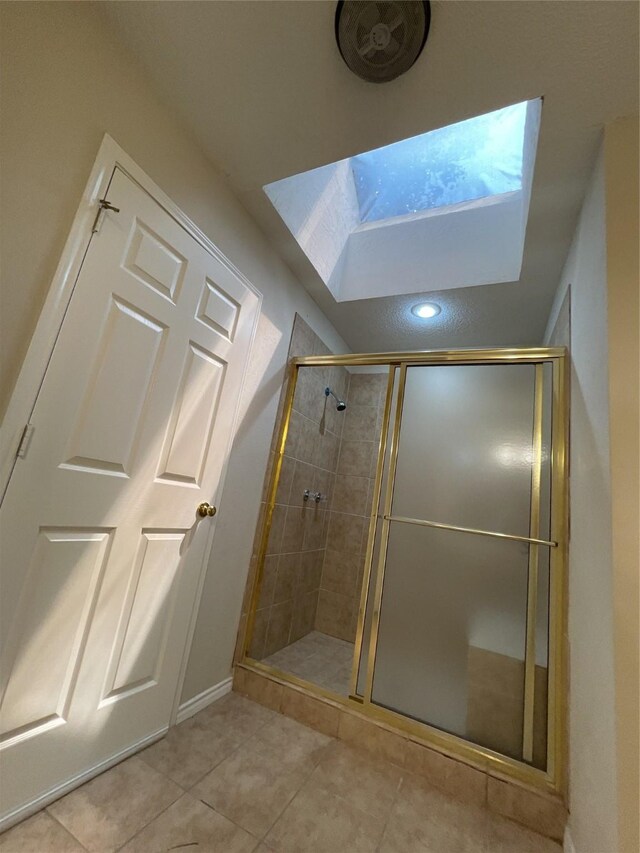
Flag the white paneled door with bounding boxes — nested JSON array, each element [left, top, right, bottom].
[[0, 166, 260, 821]]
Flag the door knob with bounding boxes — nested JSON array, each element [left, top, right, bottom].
[[197, 502, 217, 518]]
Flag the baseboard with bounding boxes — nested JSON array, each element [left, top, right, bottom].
[[175, 676, 233, 724], [0, 726, 167, 833], [564, 825, 576, 853]]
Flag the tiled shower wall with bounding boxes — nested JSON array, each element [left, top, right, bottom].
[[242, 316, 348, 659], [238, 315, 388, 660], [315, 372, 387, 642]]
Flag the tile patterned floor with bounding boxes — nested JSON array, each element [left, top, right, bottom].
[[262, 631, 354, 696], [0, 692, 562, 852]]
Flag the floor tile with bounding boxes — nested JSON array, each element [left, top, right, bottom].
[[0, 811, 86, 852], [139, 712, 242, 788], [249, 713, 332, 766], [119, 792, 258, 853], [198, 692, 278, 740], [379, 774, 488, 853], [47, 756, 182, 853], [192, 740, 314, 837], [485, 812, 563, 853], [311, 740, 402, 820], [264, 774, 385, 852], [262, 632, 355, 697]]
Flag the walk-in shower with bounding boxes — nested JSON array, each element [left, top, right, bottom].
[[241, 348, 567, 795]]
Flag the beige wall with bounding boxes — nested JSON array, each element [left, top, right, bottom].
[[557, 146, 619, 853], [0, 3, 348, 705], [604, 115, 639, 853], [544, 118, 639, 853]]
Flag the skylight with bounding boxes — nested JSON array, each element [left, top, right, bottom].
[[351, 102, 529, 223], [263, 98, 541, 303]]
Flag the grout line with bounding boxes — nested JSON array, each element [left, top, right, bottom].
[[44, 809, 92, 852], [113, 790, 184, 852], [258, 742, 332, 844]]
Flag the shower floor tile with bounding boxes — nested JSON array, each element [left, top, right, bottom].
[[262, 631, 355, 696], [1, 692, 562, 852]]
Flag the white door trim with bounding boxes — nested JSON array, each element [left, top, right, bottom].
[[0, 132, 262, 739]]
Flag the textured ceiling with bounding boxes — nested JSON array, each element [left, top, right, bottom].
[[99, 1, 639, 351]]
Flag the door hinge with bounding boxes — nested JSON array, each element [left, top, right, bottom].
[[91, 198, 121, 234], [16, 423, 35, 459]]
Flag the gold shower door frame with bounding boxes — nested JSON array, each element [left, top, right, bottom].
[[242, 347, 568, 795]]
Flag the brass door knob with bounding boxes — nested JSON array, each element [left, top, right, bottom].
[[197, 502, 217, 518]]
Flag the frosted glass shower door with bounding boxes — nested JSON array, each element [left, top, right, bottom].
[[370, 364, 551, 766]]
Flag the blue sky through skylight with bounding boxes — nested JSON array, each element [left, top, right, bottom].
[[351, 101, 528, 224]]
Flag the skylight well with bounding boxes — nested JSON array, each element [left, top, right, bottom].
[[264, 98, 541, 303]]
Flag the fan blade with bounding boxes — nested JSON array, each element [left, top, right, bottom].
[[357, 35, 376, 57], [386, 14, 404, 32], [386, 35, 401, 55], [358, 2, 382, 31]]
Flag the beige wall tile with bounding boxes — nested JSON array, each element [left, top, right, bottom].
[[264, 599, 293, 656], [338, 710, 407, 767], [256, 554, 278, 610], [296, 413, 319, 462], [404, 740, 487, 806], [299, 549, 323, 592], [281, 505, 306, 553], [290, 589, 318, 641], [273, 553, 298, 604], [274, 454, 295, 505], [313, 428, 340, 472], [338, 440, 375, 478], [315, 589, 356, 642], [302, 507, 327, 551], [332, 474, 370, 515], [321, 548, 361, 598], [265, 504, 286, 555], [247, 608, 268, 659], [487, 778, 567, 841], [285, 409, 303, 459], [233, 667, 283, 713], [290, 459, 315, 507], [342, 404, 379, 442], [280, 686, 341, 737], [326, 511, 365, 556], [348, 374, 386, 407]]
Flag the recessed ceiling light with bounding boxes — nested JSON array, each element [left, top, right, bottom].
[[411, 302, 441, 319]]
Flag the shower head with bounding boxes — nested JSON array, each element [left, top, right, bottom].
[[325, 387, 347, 411]]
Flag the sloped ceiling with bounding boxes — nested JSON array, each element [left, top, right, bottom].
[[99, 1, 639, 351]]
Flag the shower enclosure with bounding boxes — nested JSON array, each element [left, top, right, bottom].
[[242, 348, 567, 793]]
